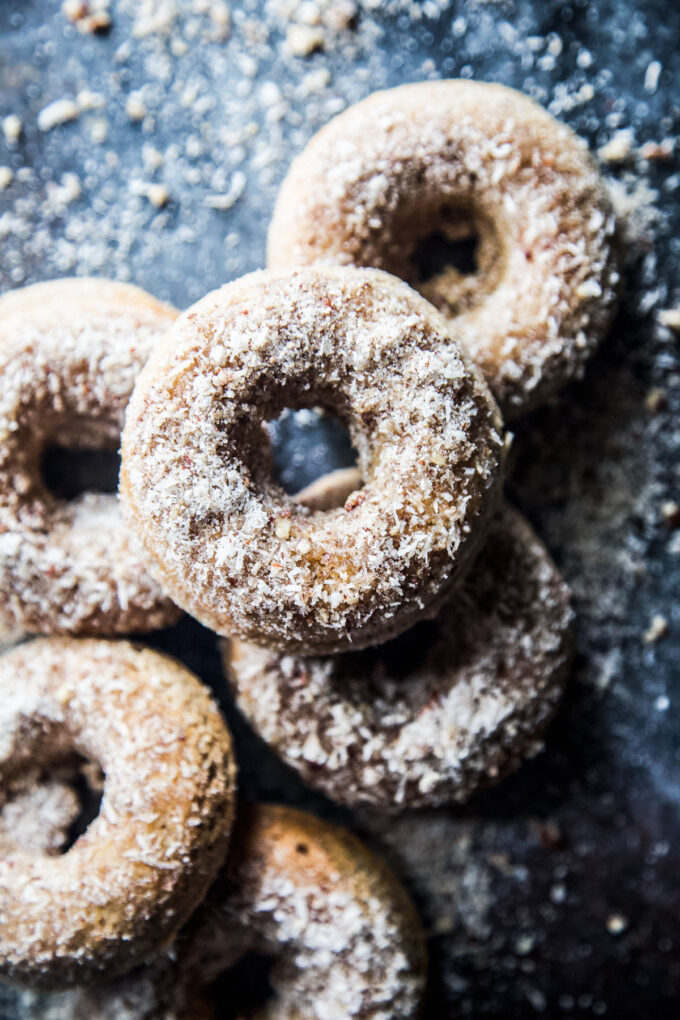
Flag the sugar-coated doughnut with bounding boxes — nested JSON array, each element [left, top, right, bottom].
[[50, 804, 427, 1020], [267, 80, 619, 418], [222, 506, 572, 810], [121, 265, 505, 654], [0, 278, 180, 636], [0, 637, 237, 988], [0, 772, 80, 857]]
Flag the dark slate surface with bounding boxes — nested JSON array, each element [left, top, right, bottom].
[[0, 1, 679, 1017]]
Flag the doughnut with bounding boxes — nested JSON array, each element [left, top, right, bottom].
[[54, 804, 427, 1019], [293, 465, 364, 512], [222, 505, 572, 810], [121, 265, 505, 654], [0, 771, 81, 857], [0, 637, 237, 988], [0, 277, 180, 636], [267, 80, 620, 418]]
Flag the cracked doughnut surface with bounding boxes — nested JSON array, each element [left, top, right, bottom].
[[222, 506, 572, 810], [268, 80, 619, 418], [50, 804, 427, 1020], [0, 277, 180, 636], [120, 265, 505, 654], [0, 637, 237, 988]]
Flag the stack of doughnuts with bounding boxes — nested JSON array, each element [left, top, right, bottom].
[[0, 79, 618, 1017]]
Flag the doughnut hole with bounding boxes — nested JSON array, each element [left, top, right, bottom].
[[224, 384, 367, 515], [41, 446, 121, 500], [0, 754, 104, 857], [380, 201, 506, 320], [209, 952, 276, 1017], [263, 406, 360, 499]]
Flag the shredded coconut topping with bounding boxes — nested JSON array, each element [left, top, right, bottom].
[[0, 278, 180, 636], [121, 265, 505, 653], [267, 80, 620, 418], [0, 637, 237, 987], [57, 804, 426, 1019], [224, 506, 572, 809]]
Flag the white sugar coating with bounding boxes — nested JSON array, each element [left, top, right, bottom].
[[121, 265, 506, 654], [0, 278, 181, 636], [60, 804, 427, 1019], [267, 80, 620, 419], [0, 637, 237, 989], [223, 506, 572, 810], [0, 776, 80, 857]]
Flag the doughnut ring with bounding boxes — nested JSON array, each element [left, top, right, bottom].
[[121, 265, 505, 654], [267, 80, 619, 418], [222, 505, 572, 810], [57, 804, 427, 1020], [0, 637, 237, 988], [0, 278, 180, 636]]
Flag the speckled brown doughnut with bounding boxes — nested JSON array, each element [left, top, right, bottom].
[[120, 265, 505, 654], [52, 804, 427, 1020], [0, 637, 237, 988], [222, 506, 572, 810], [0, 278, 180, 636], [267, 80, 619, 418]]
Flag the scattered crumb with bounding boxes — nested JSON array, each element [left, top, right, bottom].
[[606, 913, 629, 935], [2, 114, 22, 145], [76, 89, 106, 112], [550, 883, 567, 904], [515, 934, 535, 956], [658, 308, 680, 332], [643, 614, 668, 644], [643, 60, 661, 94], [62, 0, 112, 34], [661, 502, 680, 528], [286, 24, 325, 56], [598, 129, 634, 164], [125, 94, 148, 122], [640, 140, 674, 162], [0, 167, 13, 192], [37, 98, 80, 132], [146, 183, 170, 207], [205, 171, 246, 210]]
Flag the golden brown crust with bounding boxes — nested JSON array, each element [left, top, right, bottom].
[[0, 637, 237, 988], [267, 80, 619, 418], [223, 505, 572, 810], [0, 277, 180, 636], [120, 265, 505, 654]]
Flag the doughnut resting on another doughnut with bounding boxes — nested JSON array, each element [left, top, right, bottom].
[[120, 265, 505, 654], [0, 637, 237, 988], [222, 505, 572, 810], [42, 804, 427, 1020], [267, 80, 619, 418]]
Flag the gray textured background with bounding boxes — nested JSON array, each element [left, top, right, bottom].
[[0, 1, 679, 1016]]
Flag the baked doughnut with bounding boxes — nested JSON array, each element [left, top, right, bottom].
[[267, 80, 619, 418], [121, 265, 505, 654], [0, 278, 180, 636], [293, 465, 364, 512], [0, 637, 237, 988], [222, 505, 572, 810], [58, 804, 427, 1019], [0, 772, 81, 857]]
